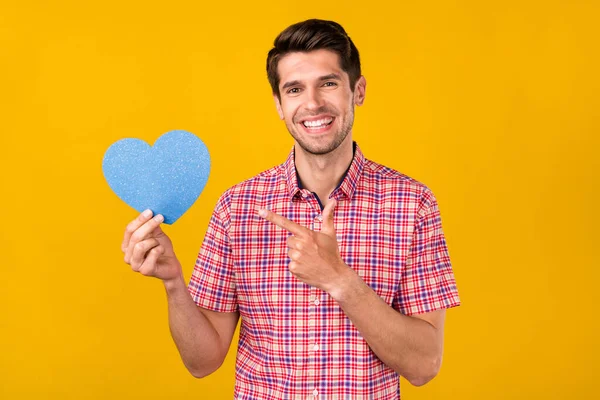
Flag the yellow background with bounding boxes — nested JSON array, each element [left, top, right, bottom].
[[1, 0, 598, 399]]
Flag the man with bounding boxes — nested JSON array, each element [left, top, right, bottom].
[[122, 19, 460, 399]]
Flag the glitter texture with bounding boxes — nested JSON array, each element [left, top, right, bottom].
[[102, 130, 211, 224]]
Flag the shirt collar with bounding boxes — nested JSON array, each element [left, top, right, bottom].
[[283, 141, 365, 202]]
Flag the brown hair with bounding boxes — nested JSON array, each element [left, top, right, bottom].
[[267, 19, 361, 100]]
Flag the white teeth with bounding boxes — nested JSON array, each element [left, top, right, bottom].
[[302, 117, 333, 128]]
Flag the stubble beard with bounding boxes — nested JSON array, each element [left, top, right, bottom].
[[287, 101, 355, 156]]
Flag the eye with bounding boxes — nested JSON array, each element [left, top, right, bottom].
[[287, 87, 301, 94], [323, 81, 338, 87]]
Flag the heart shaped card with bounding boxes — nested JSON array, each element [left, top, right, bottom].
[[102, 130, 210, 224]]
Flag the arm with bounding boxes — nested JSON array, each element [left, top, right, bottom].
[[259, 197, 458, 386], [163, 275, 239, 378], [122, 210, 239, 378], [329, 271, 445, 386]]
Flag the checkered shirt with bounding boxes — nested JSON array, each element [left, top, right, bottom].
[[188, 143, 460, 399]]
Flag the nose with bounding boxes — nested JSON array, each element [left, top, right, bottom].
[[304, 87, 325, 110]]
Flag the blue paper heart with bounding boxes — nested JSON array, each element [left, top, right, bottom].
[[102, 130, 210, 224]]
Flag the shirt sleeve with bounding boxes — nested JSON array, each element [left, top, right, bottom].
[[187, 193, 238, 312], [395, 189, 460, 315]]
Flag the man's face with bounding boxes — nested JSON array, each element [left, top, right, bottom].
[[274, 49, 366, 155]]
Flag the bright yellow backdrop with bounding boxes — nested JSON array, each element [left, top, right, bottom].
[[1, 0, 598, 399]]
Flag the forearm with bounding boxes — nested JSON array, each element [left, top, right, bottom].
[[329, 269, 443, 386], [163, 275, 224, 378]]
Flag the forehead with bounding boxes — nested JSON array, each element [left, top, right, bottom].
[[277, 49, 347, 87]]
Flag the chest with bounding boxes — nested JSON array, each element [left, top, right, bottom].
[[228, 195, 417, 317]]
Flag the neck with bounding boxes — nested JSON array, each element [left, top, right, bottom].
[[294, 136, 354, 206]]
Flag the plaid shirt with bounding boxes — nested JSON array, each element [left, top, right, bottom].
[[188, 143, 460, 399]]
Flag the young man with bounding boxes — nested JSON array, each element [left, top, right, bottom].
[[122, 19, 460, 399]]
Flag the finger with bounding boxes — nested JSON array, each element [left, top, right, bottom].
[[287, 236, 303, 250], [288, 260, 299, 274], [138, 246, 165, 276], [129, 238, 160, 271], [321, 199, 337, 236], [122, 209, 154, 252], [258, 209, 308, 237], [124, 214, 164, 263], [288, 248, 301, 261]]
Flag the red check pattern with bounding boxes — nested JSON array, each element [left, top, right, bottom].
[[188, 143, 460, 399]]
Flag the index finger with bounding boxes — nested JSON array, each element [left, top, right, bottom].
[[258, 209, 309, 237], [122, 209, 153, 252]]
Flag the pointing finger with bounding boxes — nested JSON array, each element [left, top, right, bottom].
[[258, 209, 309, 237]]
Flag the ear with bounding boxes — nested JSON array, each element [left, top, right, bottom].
[[354, 76, 367, 106], [273, 95, 284, 120]]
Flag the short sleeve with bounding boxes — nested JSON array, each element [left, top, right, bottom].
[[395, 189, 460, 315], [187, 193, 238, 312]]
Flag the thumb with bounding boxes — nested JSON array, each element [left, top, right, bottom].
[[321, 199, 337, 236]]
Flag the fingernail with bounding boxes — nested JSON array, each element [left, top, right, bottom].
[[154, 214, 164, 223], [143, 209, 152, 218], [258, 209, 267, 217]]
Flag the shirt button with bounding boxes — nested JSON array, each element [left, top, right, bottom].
[[313, 344, 319, 351], [312, 389, 319, 396], [314, 299, 320, 306], [315, 214, 323, 222]]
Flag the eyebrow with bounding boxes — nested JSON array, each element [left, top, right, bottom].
[[281, 73, 343, 90]]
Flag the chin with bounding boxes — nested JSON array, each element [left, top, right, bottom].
[[296, 135, 349, 156]]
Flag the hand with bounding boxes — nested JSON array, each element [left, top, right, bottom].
[[122, 210, 182, 283], [258, 199, 351, 293]]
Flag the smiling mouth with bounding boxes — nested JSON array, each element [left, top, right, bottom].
[[301, 117, 334, 129]]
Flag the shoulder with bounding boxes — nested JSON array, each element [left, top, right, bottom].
[[362, 158, 438, 216], [362, 158, 434, 196], [224, 164, 284, 197], [215, 164, 286, 210]]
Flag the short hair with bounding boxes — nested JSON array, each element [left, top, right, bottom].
[[266, 19, 362, 100]]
